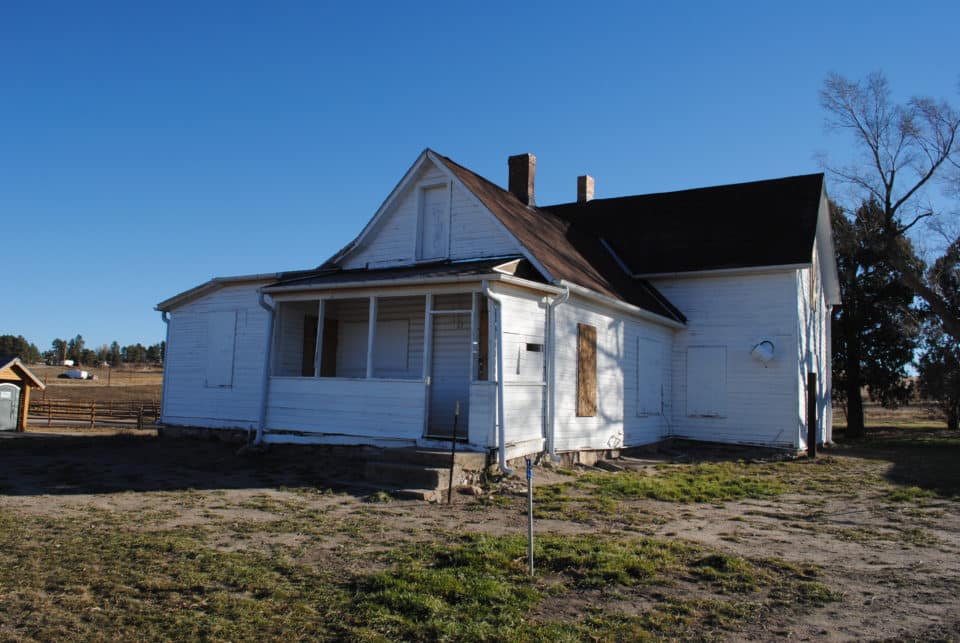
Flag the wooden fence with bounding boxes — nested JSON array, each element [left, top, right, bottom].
[[28, 399, 161, 429]]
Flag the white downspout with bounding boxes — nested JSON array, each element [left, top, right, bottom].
[[545, 286, 569, 462], [159, 311, 171, 425], [255, 291, 277, 446], [482, 280, 512, 475]]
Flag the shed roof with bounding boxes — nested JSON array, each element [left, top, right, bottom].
[[0, 357, 45, 389], [268, 256, 540, 291]]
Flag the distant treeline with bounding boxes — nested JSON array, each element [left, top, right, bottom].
[[0, 334, 164, 366]]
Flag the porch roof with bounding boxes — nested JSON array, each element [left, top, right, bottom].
[[265, 256, 545, 292]]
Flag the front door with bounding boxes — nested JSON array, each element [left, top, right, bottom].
[[427, 313, 470, 439], [0, 383, 20, 431]]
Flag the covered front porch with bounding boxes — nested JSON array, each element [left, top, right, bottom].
[[264, 285, 498, 449]]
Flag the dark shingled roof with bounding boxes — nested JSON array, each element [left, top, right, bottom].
[[433, 154, 686, 323], [543, 173, 824, 275]]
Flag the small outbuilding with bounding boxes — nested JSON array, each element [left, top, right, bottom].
[[0, 357, 45, 432]]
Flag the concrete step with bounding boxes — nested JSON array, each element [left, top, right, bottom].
[[364, 461, 453, 490], [376, 447, 487, 470], [329, 479, 443, 503]]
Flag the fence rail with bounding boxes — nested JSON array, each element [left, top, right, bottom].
[[28, 399, 161, 429]]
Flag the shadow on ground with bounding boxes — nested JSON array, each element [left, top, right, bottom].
[[833, 426, 960, 497], [0, 433, 369, 497]]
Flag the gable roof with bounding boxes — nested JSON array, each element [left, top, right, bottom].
[[432, 153, 686, 323], [543, 173, 825, 276], [0, 356, 45, 388]]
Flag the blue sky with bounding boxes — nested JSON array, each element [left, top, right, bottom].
[[2, 1, 958, 351]]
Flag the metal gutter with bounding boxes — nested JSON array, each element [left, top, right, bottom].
[[482, 280, 512, 475], [544, 285, 569, 461], [159, 311, 171, 424]]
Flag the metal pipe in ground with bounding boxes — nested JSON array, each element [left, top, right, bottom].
[[447, 401, 460, 505], [526, 457, 534, 576]]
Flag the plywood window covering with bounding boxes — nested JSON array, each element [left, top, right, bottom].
[[577, 323, 597, 417]]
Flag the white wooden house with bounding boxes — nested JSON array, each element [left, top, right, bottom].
[[156, 150, 840, 468]]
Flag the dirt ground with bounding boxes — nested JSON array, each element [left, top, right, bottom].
[[0, 425, 958, 640]]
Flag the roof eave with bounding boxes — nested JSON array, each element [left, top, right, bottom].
[[633, 263, 811, 280], [263, 272, 561, 297], [156, 273, 281, 312], [559, 280, 686, 329]]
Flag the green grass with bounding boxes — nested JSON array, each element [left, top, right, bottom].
[[0, 509, 838, 642], [351, 533, 838, 640], [538, 462, 788, 509], [886, 485, 937, 503]]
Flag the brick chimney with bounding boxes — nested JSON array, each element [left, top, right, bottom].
[[577, 175, 595, 203], [508, 153, 536, 205]]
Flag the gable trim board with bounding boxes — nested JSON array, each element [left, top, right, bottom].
[[157, 148, 838, 462]]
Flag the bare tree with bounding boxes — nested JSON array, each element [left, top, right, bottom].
[[821, 72, 960, 341]]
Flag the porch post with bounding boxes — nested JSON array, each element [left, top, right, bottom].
[[422, 294, 433, 380], [470, 292, 479, 380], [366, 296, 378, 379], [313, 298, 325, 377]]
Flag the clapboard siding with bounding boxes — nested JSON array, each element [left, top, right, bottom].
[[553, 296, 624, 452], [468, 381, 496, 446], [498, 289, 547, 445], [342, 159, 520, 269], [623, 321, 674, 446], [267, 378, 425, 439], [650, 271, 800, 448], [274, 301, 315, 376], [162, 283, 271, 428]]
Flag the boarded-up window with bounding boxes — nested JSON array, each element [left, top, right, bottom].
[[577, 323, 597, 417], [637, 337, 663, 416], [205, 311, 236, 388], [686, 346, 726, 417]]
